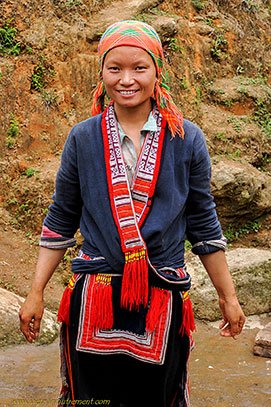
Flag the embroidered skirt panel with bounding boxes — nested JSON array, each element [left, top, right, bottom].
[[59, 275, 191, 407]]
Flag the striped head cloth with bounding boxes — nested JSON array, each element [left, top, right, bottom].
[[91, 20, 184, 138]]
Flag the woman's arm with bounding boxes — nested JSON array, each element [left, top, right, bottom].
[[199, 250, 246, 339], [19, 247, 66, 343]]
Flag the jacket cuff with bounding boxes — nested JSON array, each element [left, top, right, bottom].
[[39, 225, 77, 249], [191, 236, 227, 255]]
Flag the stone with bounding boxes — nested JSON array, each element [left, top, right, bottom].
[[208, 77, 270, 105], [187, 248, 271, 321], [253, 322, 271, 358], [152, 16, 178, 43], [211, 159, 271, 226], [0, 288, 59, 347]]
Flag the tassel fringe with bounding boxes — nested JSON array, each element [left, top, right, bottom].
[[121, 249, 149, 311], [146, 286, 170, 333], [179, 291, 196, 337], [88, 274, 113, 331], [58, 275, 76, 325]]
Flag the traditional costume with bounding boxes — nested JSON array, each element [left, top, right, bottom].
[[40, 21, 226, 407]]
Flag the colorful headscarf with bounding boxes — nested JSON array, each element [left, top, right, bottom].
[[91, 20, 184, 138]]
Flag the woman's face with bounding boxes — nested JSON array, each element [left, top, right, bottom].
[[102, 46, 156, 113]]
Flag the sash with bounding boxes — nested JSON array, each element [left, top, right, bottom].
[[101, 102, 166, 311]]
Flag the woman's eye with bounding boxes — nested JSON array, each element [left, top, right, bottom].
[[108, 66, 119, 71], [135, 66, 146, 71]]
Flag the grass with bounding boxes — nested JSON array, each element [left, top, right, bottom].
[[31, 63, 47, 92], [211, 32, 228, 61], [5, 113, 19, 149], [253, 96, 271, 139], [224, 218, 263, 243], [192, 0, 206, 11], [0, 20, 20, 56], [31, 56, 56, 93], [41, 90, 59, 112]]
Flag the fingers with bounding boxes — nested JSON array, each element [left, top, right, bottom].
[[19, 313, 34, 343], [20, 315, 42, 343], [218, 296, 246, 340], [19, 307, 43, 343], [219, 315, 246, 339]]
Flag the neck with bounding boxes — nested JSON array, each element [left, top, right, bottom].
[[114, 100, 152, 132]]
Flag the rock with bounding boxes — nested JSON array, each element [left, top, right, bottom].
[[195, 22, 215, 36], [211, 159, 271, 226], [152, 16, 178, 43], [208, 77, 270, 105], [253, 322, 271, 358], [187, 248, 271, 321], [0, 288, 59, 347]]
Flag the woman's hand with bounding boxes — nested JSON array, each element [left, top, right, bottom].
[[19, 291, 44, 343], [19, 246, 66, 343], [199, 250, 246, 339], [218, 296, 246, 339]]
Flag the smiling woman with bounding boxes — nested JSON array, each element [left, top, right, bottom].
[[102, 46, 156, 112], [19, 20, 245, 407], [102, 46, 157, 154]]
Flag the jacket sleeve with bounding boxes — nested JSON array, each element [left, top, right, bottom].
[[39, 127, 83, 249], [185, 127, 227, 255]]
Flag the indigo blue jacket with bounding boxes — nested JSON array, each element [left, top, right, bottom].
[[41, 113, 226, 272]]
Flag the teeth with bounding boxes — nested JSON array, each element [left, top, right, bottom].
[[119, 90, 136, 95]]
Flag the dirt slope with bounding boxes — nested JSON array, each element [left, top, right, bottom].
[[0, 0, 270, 308]]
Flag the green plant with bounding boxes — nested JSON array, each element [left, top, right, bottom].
[[224, 219, 263, 242], [224, 100, 232, 108], [210, 33, 228, 61], [26, 45, 34, 54], [0, 20, 21, 56], [227, 116, 242, 133], [192, 0, 206, 11], [185, 240, 192, 252], [253, 97, 271, 139], [168, 38, 184, 54], [65, 0, 81, 6], [238, 74, 268, 86], [41, 90, 59, 111], [24, 168, 36, 178], [179, 77, 188, 90], [5, 113, 19, 149], [241, 0, 259, 12], [237, 86, 248, 95], [31, 63, 47, 91], [194, 87, 202, 104], [216, 132, 225, 140], [31, 57, 56, 92]]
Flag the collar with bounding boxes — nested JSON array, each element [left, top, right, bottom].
[[118, 110, 158, 144]]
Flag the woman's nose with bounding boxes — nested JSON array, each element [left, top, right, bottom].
[[119, 70, 135, 86]]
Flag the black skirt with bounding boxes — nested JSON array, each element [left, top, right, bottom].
[[59, 275, 191, 407]]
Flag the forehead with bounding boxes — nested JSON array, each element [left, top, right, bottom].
[[103, 46, 154, 64]]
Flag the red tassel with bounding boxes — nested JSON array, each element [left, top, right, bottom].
[[57, 275, 76, 325], [179, 291, 196, 336], [88, 274, 113, 330], [146, 287, 170, 333], [121, 249, 148, 311]]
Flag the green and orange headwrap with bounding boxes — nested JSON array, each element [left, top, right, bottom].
[[91, 20, 184, 138]]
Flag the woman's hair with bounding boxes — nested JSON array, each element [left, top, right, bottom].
[[91, 20, 184, 138]]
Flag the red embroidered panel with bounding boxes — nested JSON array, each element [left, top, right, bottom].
[[76, 274, 172, 365]]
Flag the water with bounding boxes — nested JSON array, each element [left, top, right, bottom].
[[0, 317, 270, 407], [189, 317, 271, 407]]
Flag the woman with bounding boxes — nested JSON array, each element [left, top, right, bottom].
[[19, 20, 245, 407]]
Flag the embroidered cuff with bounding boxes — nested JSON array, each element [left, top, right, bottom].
[[191, 236, 227, 255], [39, 225, 77, 249]]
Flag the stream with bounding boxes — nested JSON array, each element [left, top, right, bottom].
[[0, 315, 270, 407]]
